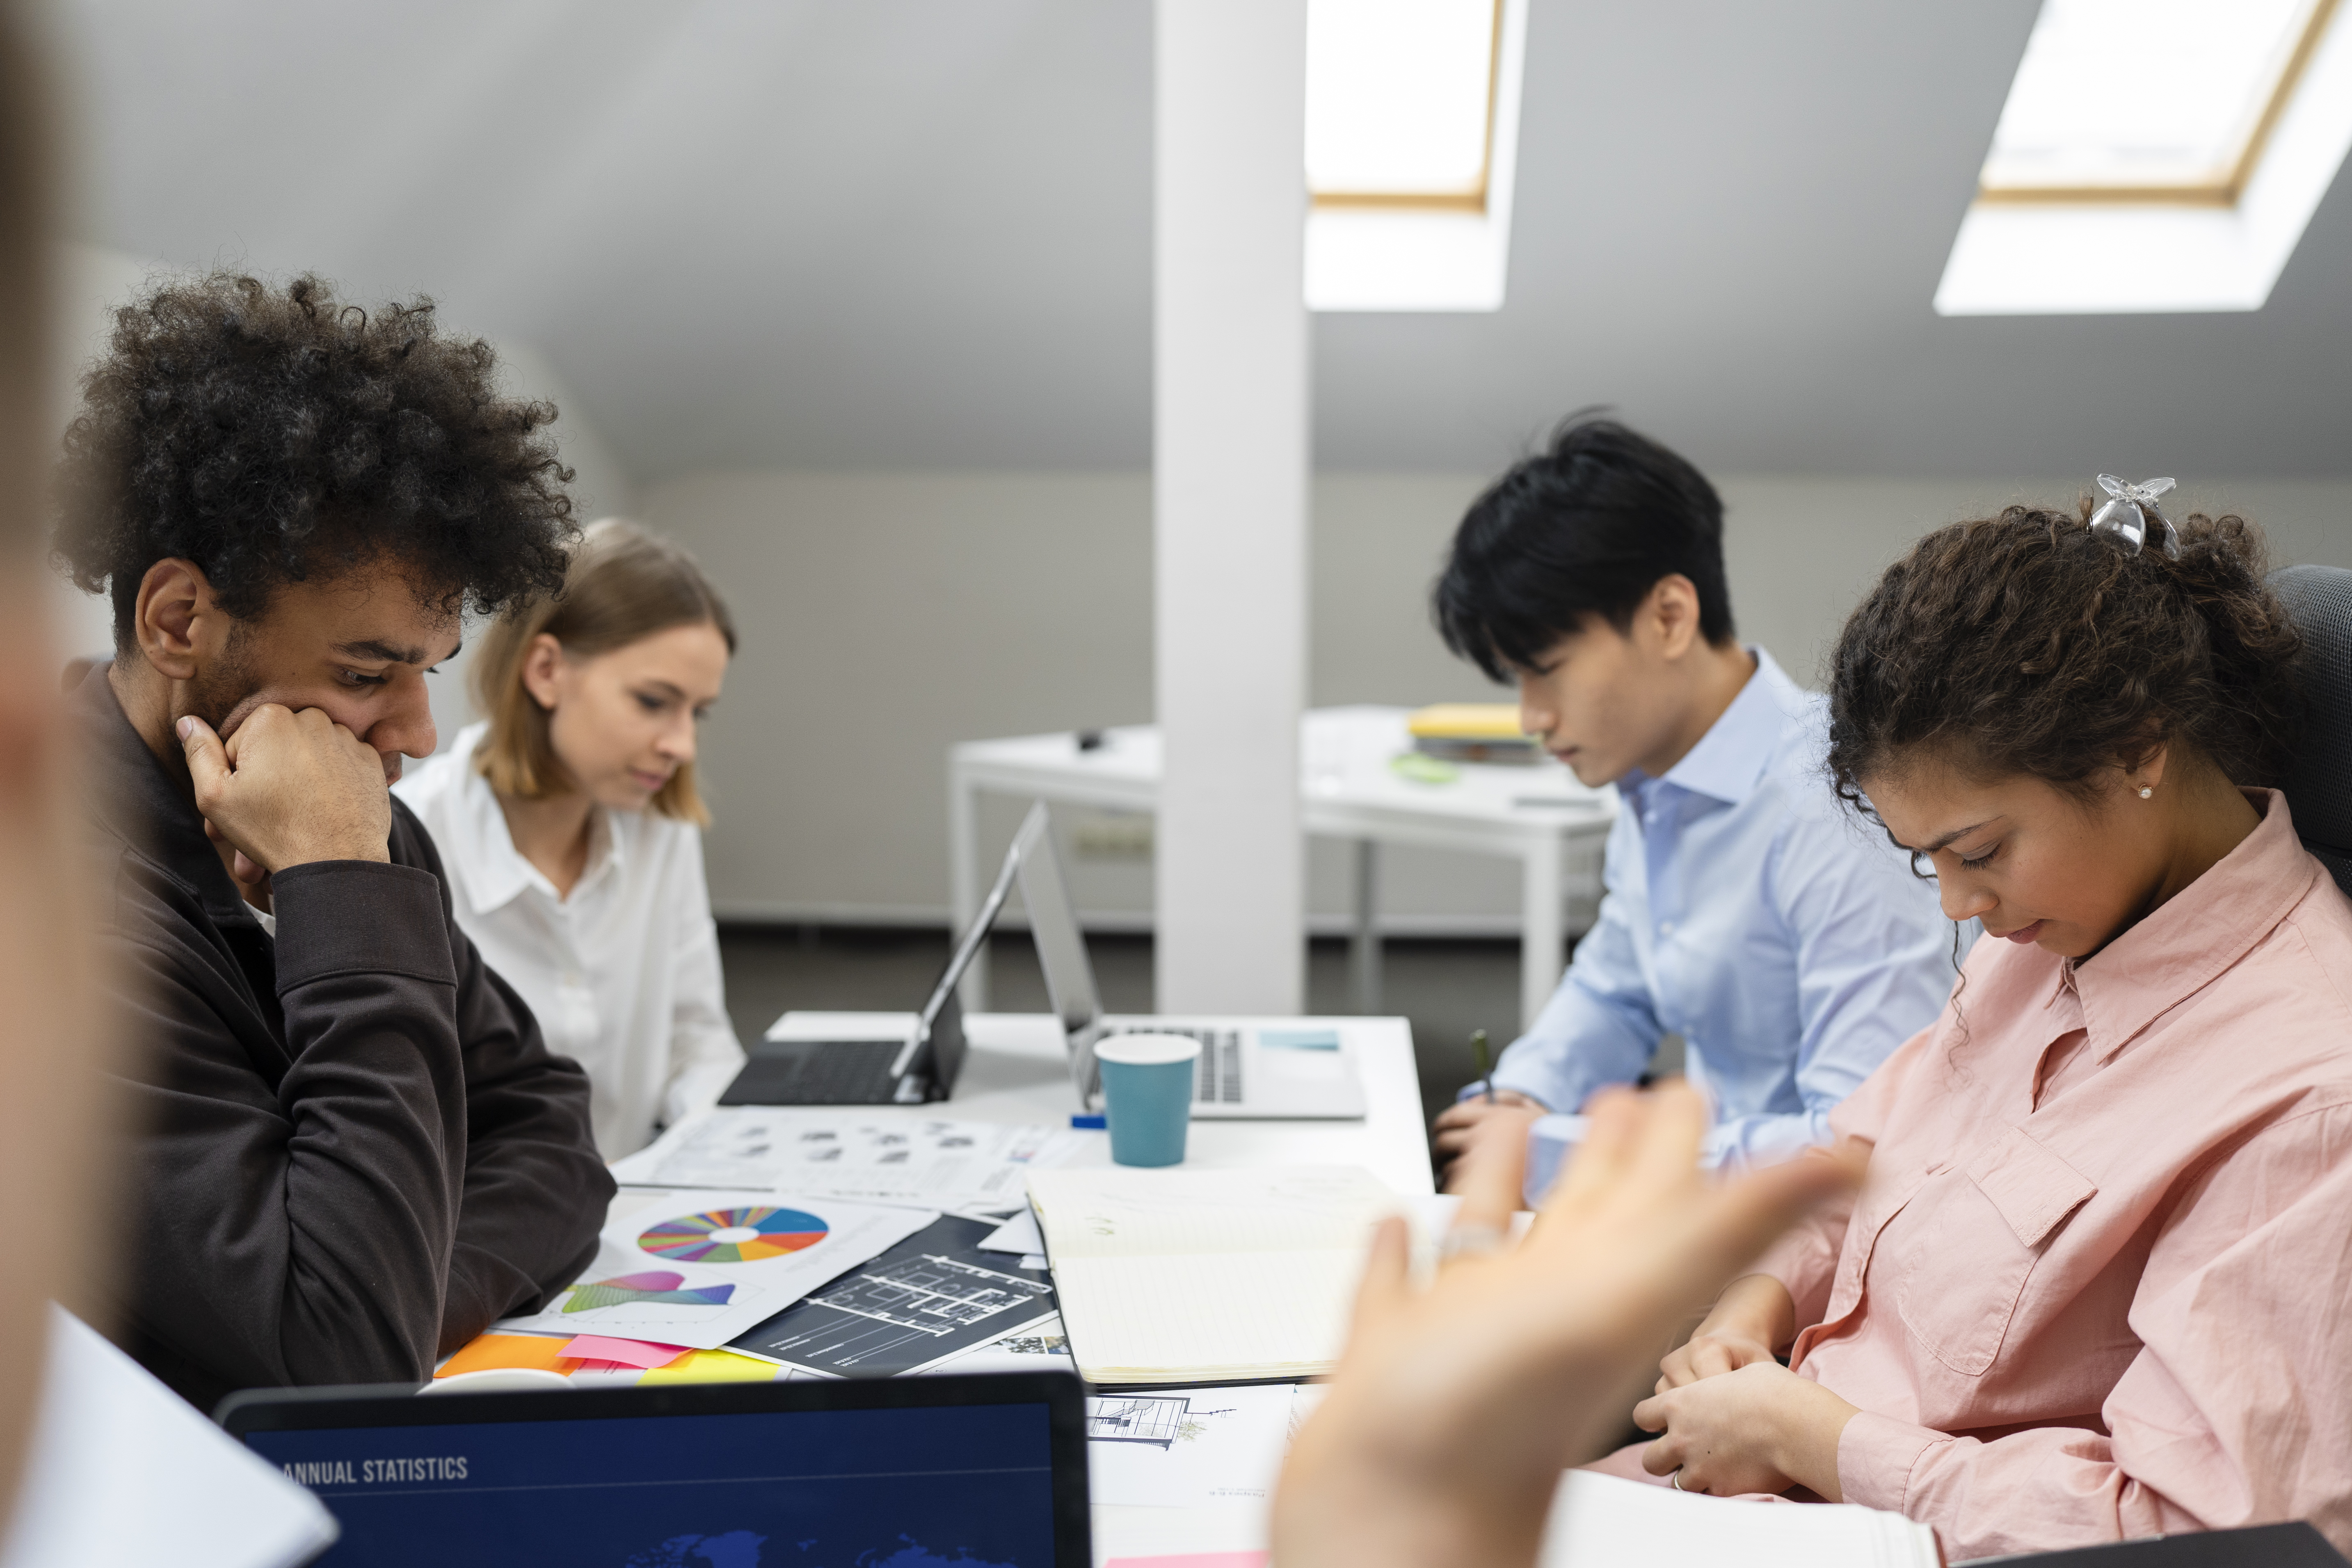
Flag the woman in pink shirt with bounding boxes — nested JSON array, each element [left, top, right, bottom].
[[1621, 498, 2352, 1557]]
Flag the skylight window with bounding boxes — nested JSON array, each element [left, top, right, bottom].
[[1303, 0, 1527, 312], [1935, 0, 2352, 314], [1306, 0, 1501, 210], [1979, 0, 2334, 204]]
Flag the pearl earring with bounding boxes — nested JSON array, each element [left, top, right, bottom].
[[2138, 785, 2153, 799]]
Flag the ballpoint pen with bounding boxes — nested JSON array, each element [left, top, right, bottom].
[[1469, 1029, 1494, 1103]]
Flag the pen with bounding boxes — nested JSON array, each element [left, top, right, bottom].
[[1470, 1029, 1494, 1103]]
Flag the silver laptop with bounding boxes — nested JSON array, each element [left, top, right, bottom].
[[1007, 802, 1369, 1120]]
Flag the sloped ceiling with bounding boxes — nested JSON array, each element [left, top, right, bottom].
[[56, 0, 2352, 480]]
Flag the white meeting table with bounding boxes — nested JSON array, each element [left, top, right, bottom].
[[622, 1009, 1435, 1205], [949, 706, 1617, 1030], [610, 1010, 1434, 1568]]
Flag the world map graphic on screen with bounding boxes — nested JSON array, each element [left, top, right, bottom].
[[622, 1531, 1018, 1568]]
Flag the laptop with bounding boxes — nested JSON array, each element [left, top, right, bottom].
[[715, 826, 1025, 1106], [219, 1371, 1090, 1568], [1010, 802, 1370, 1120]]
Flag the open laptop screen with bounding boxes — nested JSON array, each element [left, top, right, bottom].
[[1010, 804, 1101, 1044], [1006, 804, 1105, 1104], [223, 1373, 1087, 1568]]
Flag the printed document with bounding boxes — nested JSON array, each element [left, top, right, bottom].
[[495, 1188, 934, 1350], [615, 1108, 1085, 1216]]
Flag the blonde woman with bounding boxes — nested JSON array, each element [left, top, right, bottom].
[[398, 519, 744, 1159]]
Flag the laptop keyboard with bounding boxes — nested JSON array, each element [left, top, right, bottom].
[[722, 1040, 910, 1105], [1106, 1025, 1243, 1104]]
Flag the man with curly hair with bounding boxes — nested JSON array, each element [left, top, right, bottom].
[[54, 271, 613, 1407]]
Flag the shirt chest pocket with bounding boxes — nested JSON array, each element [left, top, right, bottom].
[[1889, 1126, 2097, 1377]]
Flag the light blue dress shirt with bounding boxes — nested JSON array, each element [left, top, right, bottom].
[[1474, 647, 1963, 1191]]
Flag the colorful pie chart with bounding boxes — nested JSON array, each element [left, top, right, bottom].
[[638, 1205, 830, 1264]]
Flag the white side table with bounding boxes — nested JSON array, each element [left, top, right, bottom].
[[948, 706, 1615, 1029]]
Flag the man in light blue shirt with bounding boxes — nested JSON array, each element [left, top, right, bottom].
[[1429, 417, 1958, 1193]]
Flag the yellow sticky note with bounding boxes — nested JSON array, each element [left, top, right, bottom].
[[637, 1349, 782, 1385], [435, 1333, 583, 1379]]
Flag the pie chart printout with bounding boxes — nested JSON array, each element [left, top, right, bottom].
[[639, 1205, 831, 1264]]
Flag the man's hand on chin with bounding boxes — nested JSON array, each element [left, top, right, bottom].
[[178, 705, 392, 874], [1433, 1093, 1547, 1193]]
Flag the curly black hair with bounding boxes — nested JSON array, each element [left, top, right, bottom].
[[54, 272, 578, 643], [1827, 501, 2306, 804]]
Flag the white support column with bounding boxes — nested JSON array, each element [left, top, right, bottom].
[[1153, 0, 1310, 1016]]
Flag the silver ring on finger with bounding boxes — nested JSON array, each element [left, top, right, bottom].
[[1437, 1223, 1507, 1262]]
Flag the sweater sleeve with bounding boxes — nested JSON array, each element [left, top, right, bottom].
[[392, 804, 613, 1356], [115, 856, 475, 1392]]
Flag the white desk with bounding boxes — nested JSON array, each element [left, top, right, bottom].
[[950, 706, 1616, 1029], [629, 1010, 1434, 1195], [613, 1012, 1429, 1567]]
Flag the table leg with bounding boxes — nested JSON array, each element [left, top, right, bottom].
[[1521, 833, 1564, 1030], [1350, 837, 1382, 1014], [949, 764, 987, 1013]]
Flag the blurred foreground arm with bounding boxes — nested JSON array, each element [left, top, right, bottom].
[[1273, 1084, 1856, 1568]]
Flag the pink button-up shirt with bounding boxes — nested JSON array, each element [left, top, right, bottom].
[[1760, 790, 2352, 1560]]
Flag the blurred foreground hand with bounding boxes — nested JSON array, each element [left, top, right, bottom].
[[1272, 1083, 1857, 1568]]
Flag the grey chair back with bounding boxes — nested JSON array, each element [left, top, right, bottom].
[[2271, 564, 2352, 896]]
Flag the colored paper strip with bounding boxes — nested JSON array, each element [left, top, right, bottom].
[[559, 1336, 690, 1370], [638, 1349, 785, 1385], [434, 1333, 583, 1379]]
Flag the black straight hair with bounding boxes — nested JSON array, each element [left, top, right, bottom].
[[1433, 413, 1735, 681]]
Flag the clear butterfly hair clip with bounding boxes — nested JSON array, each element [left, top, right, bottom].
[[2089, 474, 2180, 559]]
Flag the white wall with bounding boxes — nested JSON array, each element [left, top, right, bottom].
[[647, 466, 2352, 931], [425, 340, 640, 750], [44, 245, 158, 657], [642, 471, 1157, 922]]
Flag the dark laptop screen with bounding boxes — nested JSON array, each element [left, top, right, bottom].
[[241, 1397, 1058, 1568]]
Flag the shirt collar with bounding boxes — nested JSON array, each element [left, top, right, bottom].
[[2072, 789, 2320, 1061], [441, 724, 624, 913], [1623, 645, 1806, 808]]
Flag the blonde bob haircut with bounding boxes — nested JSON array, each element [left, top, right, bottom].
[[472, 518, 737, 825]]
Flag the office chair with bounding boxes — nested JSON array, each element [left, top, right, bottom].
[[2270, 564, 2352, 896]]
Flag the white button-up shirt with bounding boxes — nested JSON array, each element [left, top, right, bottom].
[[394, 722, 746, 1159]]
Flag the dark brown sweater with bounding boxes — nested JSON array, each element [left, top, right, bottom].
[[74, 666, 613, 1410]]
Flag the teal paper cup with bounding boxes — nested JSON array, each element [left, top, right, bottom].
[[1096, 1033, 1201, 1168]]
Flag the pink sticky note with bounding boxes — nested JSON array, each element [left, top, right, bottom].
[[1104, 1556, 1267, 1568], [558, 1336, 689, 1370]]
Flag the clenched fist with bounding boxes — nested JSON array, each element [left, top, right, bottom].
[[178, 705, 392, 875]]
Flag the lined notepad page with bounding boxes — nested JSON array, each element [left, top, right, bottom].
[[1026, 1166, 1399, 1384]]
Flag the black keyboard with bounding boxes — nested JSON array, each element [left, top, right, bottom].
[[718, 1040, 914, 1106], [1105, 1026, 1243, 1104]]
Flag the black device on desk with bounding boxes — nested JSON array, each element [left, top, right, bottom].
[[716, 818, 1021, 1106], [219, 1370, 1092, 1568], [719, 986, 973, 1106]]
